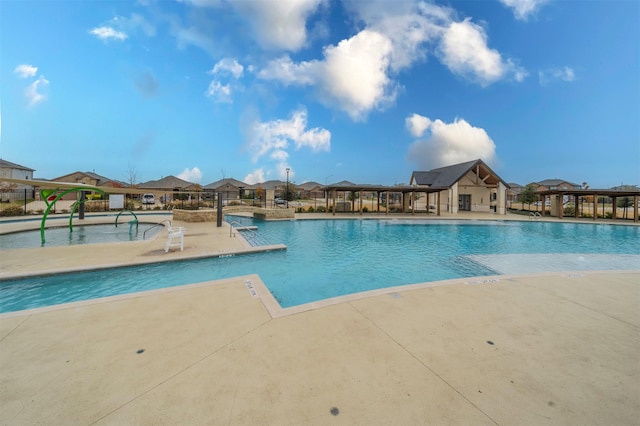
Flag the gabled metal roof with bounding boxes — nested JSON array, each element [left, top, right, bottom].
[[411, 159, 508, 188]]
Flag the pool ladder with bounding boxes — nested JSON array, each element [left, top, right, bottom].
[[529, 211, 542, 220]]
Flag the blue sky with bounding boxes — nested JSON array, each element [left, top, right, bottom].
[[2, 0, 639, 188]]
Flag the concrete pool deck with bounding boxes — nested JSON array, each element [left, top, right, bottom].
[[1, 213, 639, 425]]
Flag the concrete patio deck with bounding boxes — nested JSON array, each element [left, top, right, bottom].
[[1, 213, 639, 425]]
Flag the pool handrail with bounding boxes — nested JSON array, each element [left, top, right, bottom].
[[115, 210, 139, 227], [143, 219, 172, 240]]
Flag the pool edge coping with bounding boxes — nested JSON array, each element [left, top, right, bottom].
[[2, 269, 638, 320]]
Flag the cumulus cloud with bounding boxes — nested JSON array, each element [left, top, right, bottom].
[[260, 30, 396, 121], [14, 64, 38, 78], [25, 76, 50, 107], [437, 19, 526, 86], [244, 168, 266, 185], [89, 26, 128, 41], [210, 58, 244, 78], [259, 2, 524, 120], [538, 66, 576, 86], [205, 58, 244, 103], [406, 114, 497, 170], [205, 80, 232, 103], [499, 0, 549, 21], [245, 108, 330, 164], [343, 0, 449, 72], [177, 167, 203, 183], [405, 113, 432, 138], [230, 0, 324, 51]]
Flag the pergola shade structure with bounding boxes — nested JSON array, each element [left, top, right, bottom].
[[320, 184, 448, 216], [538, 188, 639, 222]]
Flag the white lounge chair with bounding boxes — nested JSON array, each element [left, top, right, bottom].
[[165, 226, 185, 252]]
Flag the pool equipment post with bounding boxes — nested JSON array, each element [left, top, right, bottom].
[[78, 191, 86, 219], [217, 192, 222, 227]]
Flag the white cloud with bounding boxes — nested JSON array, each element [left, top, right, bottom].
[[260, 30, 396, 121], [210, 58, 244, 78], [499, 0, 549, 21], [246, 108, 330, 163], [259, 3, 525, 121], [539, 66, 576, 85], [89, 26, 128, 41], [177, 167, 203, 183], [342, 0, 450, 72], [25, 76, 49, 107], [406, 116, 497, 170], [405, 113, 432, 138], [257, 55, 316, 85], [14, 64, 38, 78], [244, 168, 265, 185], [205, 80, 232, 103], [437, 18, 526, 86], [316, 30, 395, 121], [230, 0, 324, 51]]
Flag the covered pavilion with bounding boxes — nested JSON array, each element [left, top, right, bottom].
[[320, 184, 448, 216], [538, 188, 639, 222]]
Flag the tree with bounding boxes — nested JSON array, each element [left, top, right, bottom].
[[126, 164, 138, 187], [519, 184, 538, 210]]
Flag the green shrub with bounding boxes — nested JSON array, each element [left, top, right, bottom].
[[307, 206, 315, 213], [362, 206, 369, 213], [563, 206, 575, 216], [0, 205, 25, 217], [316, 206, 326, 213]]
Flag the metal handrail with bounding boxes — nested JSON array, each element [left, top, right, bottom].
[[529, 211, 542, 220], [228, 220, 244, 237], [143, 219, 171, 239], [227, 220, 266, 245]]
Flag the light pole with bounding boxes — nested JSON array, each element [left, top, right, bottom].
[[286, 168, 290, 208]]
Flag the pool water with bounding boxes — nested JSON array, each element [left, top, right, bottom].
[[0, 223, 164, 249], [1, 219, 639, 313]]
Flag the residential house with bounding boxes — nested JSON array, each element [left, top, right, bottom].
[[204, 178, 249, 203], [0, 159, 36, 201], [506, 182, 522, 206], [298, 181, 324, 199], [49, 170, 124, 200], [139, 175, 194, 204]]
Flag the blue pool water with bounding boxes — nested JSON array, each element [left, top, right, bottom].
[[0, 223, 164, 249], [1, 219, 639, 313]]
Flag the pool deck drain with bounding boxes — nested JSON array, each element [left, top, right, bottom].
[[1, 213, 639, 425]]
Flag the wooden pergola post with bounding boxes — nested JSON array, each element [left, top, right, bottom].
[[332, 189, 336, 216], [386, 191, 389, 216]]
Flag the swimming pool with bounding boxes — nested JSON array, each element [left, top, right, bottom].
[[1, 219, 639, 313], [0, 223, 164, 249]]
